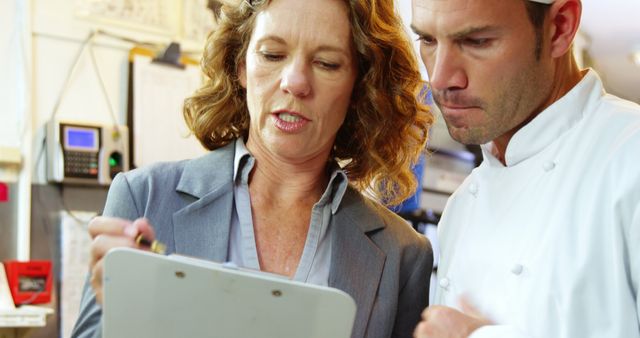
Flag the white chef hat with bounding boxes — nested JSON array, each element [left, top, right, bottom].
[[528, 0, 555, 3]]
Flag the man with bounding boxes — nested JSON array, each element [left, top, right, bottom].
[[410, 0, 640, 337]]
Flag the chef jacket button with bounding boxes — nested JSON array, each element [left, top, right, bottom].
[[439, 277, 450, 290], [511, 264, 524, 275], [468, 183, 479, 196], [543, 161, 556, 172]]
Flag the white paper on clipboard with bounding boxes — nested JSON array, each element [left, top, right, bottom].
[[131, 54, 206, 168], [102, 248, 356, 338]]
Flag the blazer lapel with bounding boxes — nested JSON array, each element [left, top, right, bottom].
[[172, 182, 234, 262], [329, 189, 386, 338], [171, 142, 236, 262]]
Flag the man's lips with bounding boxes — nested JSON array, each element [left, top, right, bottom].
[[439, 105, 478, 118], [438, 104, 480, 127], [439, 102, 478, 110]]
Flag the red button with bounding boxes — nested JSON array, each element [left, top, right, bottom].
[[0, 182, 8, 202]]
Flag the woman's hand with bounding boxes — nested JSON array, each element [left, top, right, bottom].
[[87, 217, 156, 304]]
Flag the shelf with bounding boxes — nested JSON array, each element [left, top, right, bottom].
[[0, 306, 53, 328], [0, 146, 21, 166]]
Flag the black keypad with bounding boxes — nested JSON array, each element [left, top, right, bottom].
[[64, 151, 99, 179]]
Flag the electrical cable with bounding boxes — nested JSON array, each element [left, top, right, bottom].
[[86, 33, 125, 152], [42, 29, 128, 181], [49, 30, 97, 122], [57, 184, 95, 225], [88, 39, 119, 129]]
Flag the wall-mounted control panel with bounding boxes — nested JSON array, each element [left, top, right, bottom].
[[47, 120, 129, 185]]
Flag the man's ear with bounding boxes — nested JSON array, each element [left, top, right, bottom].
[[548, 0, 582, 58], [238, 62, 247, 88]]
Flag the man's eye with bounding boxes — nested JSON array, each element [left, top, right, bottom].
[[463, 38, 491, 47], [417, 36, 437, 46]]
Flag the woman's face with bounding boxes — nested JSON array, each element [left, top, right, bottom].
[[240, 0, 357, 163]]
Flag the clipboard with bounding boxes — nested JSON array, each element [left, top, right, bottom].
[[126, 45, 207, 169], [102, 248, 357, 338]]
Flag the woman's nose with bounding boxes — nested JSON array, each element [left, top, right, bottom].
[[280, 59, 311, 97]]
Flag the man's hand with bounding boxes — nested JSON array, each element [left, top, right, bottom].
[[413, 298, 491, 338]]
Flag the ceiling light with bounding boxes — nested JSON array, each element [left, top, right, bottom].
[[632, 51, 640, 67]]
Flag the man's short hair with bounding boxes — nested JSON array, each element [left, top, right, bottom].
[[524, 1, 552, 59]]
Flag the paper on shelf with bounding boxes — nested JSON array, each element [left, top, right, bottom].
[[60, 211, 95, 338], [0, 264, 16, 311]]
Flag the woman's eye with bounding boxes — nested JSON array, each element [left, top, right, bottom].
[[316, 61, 340, 70], [259, 52, 284, 62]]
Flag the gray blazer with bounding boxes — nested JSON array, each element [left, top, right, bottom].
[[71, 142, 432, 338]]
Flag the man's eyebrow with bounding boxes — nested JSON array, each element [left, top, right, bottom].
[[410, 24, 428, 37], [410, 24, 501, 39], [449, 26, 500, 39]]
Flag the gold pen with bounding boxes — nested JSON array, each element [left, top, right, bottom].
[[135, 234, 167, 255]]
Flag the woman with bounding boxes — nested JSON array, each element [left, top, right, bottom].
[[71, 0, 433, 337]]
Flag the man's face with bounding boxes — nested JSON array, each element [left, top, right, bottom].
[[411, 0, 553, 145]]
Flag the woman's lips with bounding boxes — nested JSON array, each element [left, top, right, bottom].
[[272, 111, 310, 133]]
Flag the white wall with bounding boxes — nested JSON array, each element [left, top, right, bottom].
[[28, 0, 215, 183], [396, 0, 428, 80], [0, 0, 33, 261], [31, 0, 169, 183], [0, 0, 27, 150], [0, 0, 211, 259]]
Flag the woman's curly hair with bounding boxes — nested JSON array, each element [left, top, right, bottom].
[[183, 0, 433, 206]]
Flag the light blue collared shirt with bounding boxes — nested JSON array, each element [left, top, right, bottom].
[[228, 138, 348, 285]]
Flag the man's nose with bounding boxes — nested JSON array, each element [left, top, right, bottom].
[[428, 46, 468, 92]]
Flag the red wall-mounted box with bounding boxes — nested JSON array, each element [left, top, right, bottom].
[[3, 260, 52, 305]]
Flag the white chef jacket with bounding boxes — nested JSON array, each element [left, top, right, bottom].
[[434, 70, 640, 338]]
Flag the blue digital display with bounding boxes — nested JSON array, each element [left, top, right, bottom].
[[65, 127, 98, 150]]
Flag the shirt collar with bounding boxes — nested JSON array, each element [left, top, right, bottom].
[[233, 138, 252, 182], [481, 69, 603, 167], [233, 138, 348, 214], [325, 165, 348, 215]]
